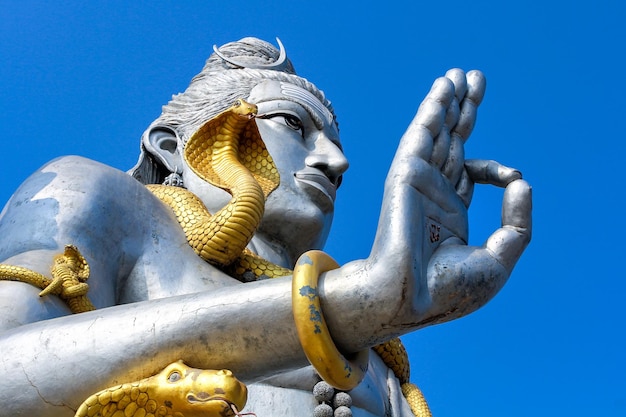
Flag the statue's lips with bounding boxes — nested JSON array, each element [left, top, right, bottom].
[[294, 168, 336, 202]]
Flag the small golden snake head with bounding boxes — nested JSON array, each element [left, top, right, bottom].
[[231, 98, 257, 120], [149, 360, 248, 416]]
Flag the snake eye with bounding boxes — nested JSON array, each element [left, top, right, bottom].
[[168, 371, 182, 383]]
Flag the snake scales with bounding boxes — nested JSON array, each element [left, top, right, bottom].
[[0, 99, 431, 417]]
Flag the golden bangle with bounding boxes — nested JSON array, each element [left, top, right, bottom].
[[291, 250, 369, 390]]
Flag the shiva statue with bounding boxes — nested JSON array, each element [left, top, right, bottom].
[[0, 38, 531, 416]]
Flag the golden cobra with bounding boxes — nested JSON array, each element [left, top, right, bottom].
[[0, 99, 430, 416], [146, 98, 289, 279], [74, 361, 249, 417]]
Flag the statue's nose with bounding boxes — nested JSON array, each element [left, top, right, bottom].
[[305, 132, 349, 187]]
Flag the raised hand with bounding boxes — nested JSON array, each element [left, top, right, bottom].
[[367, 68, 531, 328], [371, 69, 483, 266]]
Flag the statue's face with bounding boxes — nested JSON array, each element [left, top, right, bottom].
[[248, 80, 349, 248], [179, 79, 348, 255]]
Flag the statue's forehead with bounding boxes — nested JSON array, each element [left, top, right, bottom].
[[249, 80, 334, 128]]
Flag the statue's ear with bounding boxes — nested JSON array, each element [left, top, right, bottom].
[[143, 125, 182, 173]]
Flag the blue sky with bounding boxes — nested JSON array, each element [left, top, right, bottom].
[[1, 1, 625, 415]]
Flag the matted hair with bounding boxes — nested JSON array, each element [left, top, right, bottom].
[[130, 37, 336, 184]]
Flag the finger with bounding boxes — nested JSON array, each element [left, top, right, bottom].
[[441, 134, 465, 186], [402, 158, 467, 218], [451, 71, 486, 143], [485, 179, 532, 273], [398, 77, 455, 160], [444, 97, 460, 135], [465, 159, 522, 188], [435, 95, 459, 168], [455, 168, 475, 208], [502, 179, 532, 230], [445, 68, 467, 102], [466, 70, 486, 106], [430, 125, 450, 168]]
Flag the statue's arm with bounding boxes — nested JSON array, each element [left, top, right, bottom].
[[0, 276, 307, 416], [0, 157, 359, 415], [0, 157, 306, 414]]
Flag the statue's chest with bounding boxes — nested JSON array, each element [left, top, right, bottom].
[[118, 248, 240, 303]]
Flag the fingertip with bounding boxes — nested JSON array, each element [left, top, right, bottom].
[[502, 167, 523, 185], [467, 69, 484, 79], [502, 179, 532, 232], [465, 159, 522, 187], [507, 178, 532, 195], [466, 70, 486, 105], [445, 68, 466, 77], [430, 77, 456, 107], [445, 68, 467, 101]]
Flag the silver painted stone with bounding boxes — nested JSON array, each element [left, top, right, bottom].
[[0, 37, 531, 416]]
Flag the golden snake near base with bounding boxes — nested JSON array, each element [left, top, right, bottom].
[[0, 99, 431, 416], [75, 361, 250, 417]]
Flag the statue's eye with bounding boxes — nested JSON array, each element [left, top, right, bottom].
[[260, 113, 304, 137], [168, 371, 182, 383], [282, 114, 303, 133]]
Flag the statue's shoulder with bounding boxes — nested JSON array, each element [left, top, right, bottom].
[[15, 155, 147, 200], [41, 155, 133, 183], [4, 155, 156, 228]]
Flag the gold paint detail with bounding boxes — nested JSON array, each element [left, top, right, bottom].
[[372, 339, 432, 417], [0, 244, 95, 313], [147, 99, 283, 279], [401, 382, 432, 417], [74, 361, 247, 417], [372, 338, 410, 383], [291, 250, 369, 391], [291, 250, 430, 413]]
